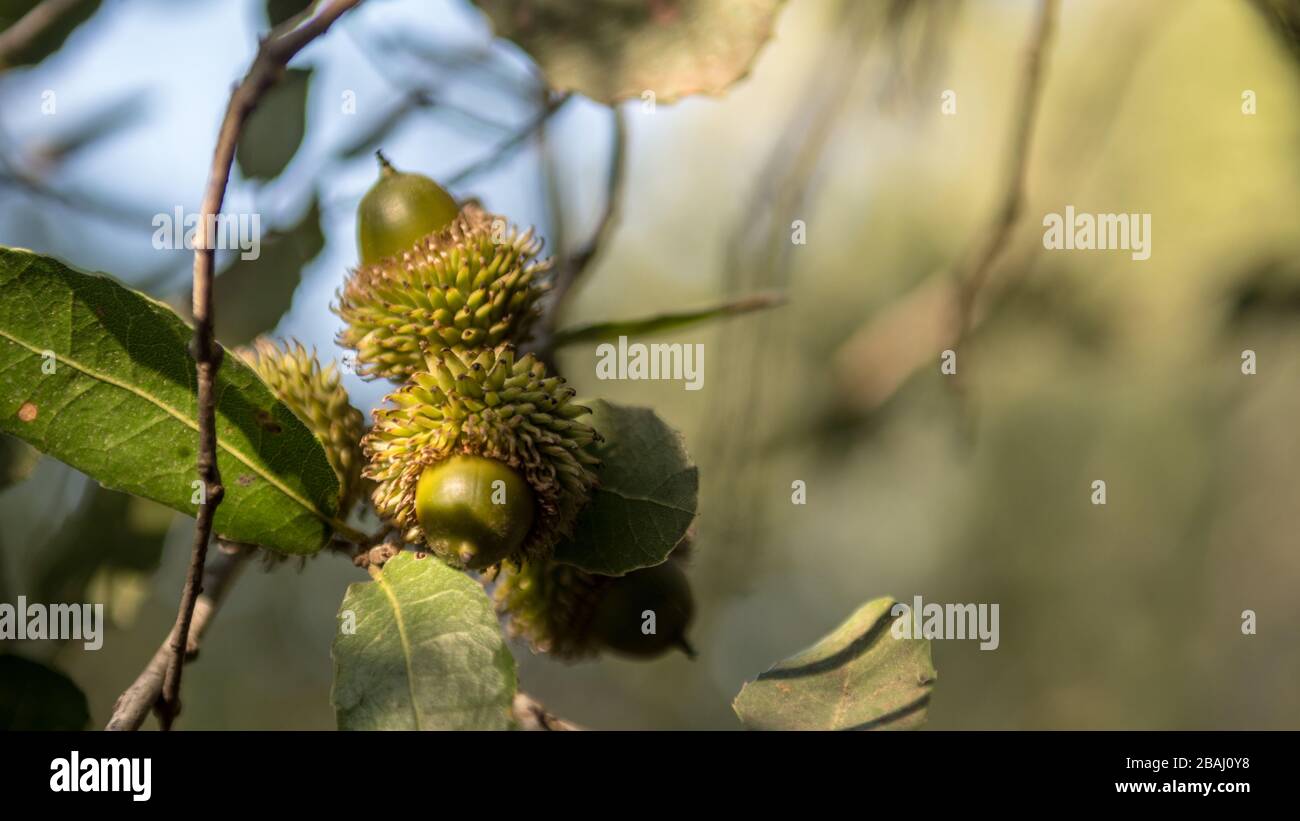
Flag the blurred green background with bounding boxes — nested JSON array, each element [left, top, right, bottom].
[[1, 0, 1298, 729]]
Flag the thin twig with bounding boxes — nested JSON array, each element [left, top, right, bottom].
[[106, 542, 253, 731], [953, 0, 1058, 337], [150, 0, 364, 732], [513, 692, 583, 731], [444, 92, 572, 186], [552, 106, 627, 312], [0, 0, 85, 69]]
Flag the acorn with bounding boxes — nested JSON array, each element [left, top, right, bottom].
[[239, 338, 366, 514], [356, 151, 460, 266], [494, 547, 697, 661], [363, 344, 600, 569], [336, 153, 552, 382], [590, 559, 696, 659]]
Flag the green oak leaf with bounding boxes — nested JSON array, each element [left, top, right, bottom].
[[236, 67, 311, 181], [331, 552, 517, 730], [553, 400, 698, 576], [474, 0, 786, 104], [0, 655, 90, 730], [0, 247, 343, 554], [733, 597, 937, 730]]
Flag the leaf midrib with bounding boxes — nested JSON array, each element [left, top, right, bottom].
[[372, 565, 422, 731], [0, 326, 345, 534]]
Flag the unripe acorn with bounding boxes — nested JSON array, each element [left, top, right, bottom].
[[337, 152, 552, 382], [589, 559, 696, 659], [493, 547, 697, 661], [364, 344, 601, 569], [414, 454, 535, 570], [356, 151, 460, 266]]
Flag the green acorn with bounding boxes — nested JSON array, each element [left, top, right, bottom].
[[336, 154, 552, 382], [363, 344, 600, 569], [357, 151, 460, 266], [494, 551, 697, 661], [239, 338, 366, 514]]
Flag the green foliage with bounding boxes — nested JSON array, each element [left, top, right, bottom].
[[331, 552, 517, 730], [236, 67, 311, 181], [733, 597, 937, 730], [0, 655, 90, 730], [265, 0, 314, 28], [0, 247, 344, 554], [474, 0, 786, 104], [553, 400, 698, 575]]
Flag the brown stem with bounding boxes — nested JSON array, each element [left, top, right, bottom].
[[145, 0, 364, 732], [106, 542, 252, 731], [0, 0, 86, 69]]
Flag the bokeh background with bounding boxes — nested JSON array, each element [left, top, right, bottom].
[[2, 0, 1298, 729]]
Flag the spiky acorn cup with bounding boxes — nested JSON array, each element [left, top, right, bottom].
[[239, 339, 367, 515], [363, 344, 600, 570], [494, 548, 696, 661], [336, 154, 553, 382]]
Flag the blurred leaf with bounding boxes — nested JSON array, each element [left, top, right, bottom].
[[266, 0, 313, 28], [236, 68, 311, 181], [0, 431, 38, 490], [331, 552, 517, 730], [474, 0, 786, 104], [733, 597, 936, 730], [0, 655, 90, 730], [0, 247, 343, 555], [27, 91, 147, 171], [34, 486, 170, 605], [1248, 0, 1300, 66], [551, 292, 785, 348], [553, 400, 698, 575], [0, 0, 100, 69], [178, 197, 325, 347]]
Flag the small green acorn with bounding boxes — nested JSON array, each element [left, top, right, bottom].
[[363, 344, 600, 569], [494, 549, 697, 661], [414, 454, 535, 569], [590, 559, 696, 659], [356, 151, 460, 266], [239, 338, 366, 514], [336, 153, 552, 382]]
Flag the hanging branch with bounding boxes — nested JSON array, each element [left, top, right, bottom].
[[141, 0, 365, 731]]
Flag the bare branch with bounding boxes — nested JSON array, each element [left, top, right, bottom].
[[106, 542, 253, 731], [953, 0, 1058, 336], [147, 0, 364, 732], [444, 92, 572, 186]]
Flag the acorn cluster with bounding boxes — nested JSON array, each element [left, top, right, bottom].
[[338, 153, 599, 571], [336, 153, 694, 661]]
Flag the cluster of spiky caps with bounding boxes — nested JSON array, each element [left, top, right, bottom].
[[364, 344, 601, 566], [335, 202, 551, 382], [238, 338, 366, 515]]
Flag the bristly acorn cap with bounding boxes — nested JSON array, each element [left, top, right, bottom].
[[239, 338, 367, 514], [493, 559, 610, 659], [335, 202, 553, 382], [363, 344, 601, 567]]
